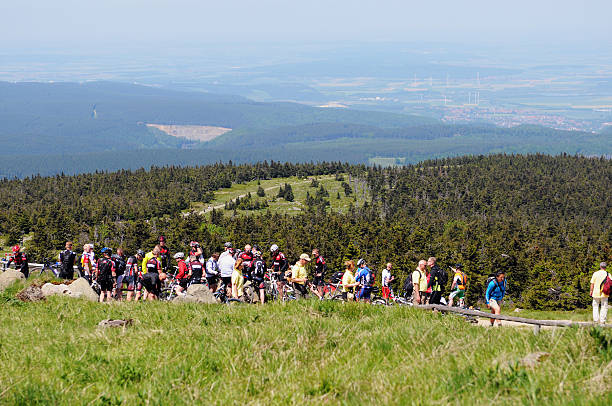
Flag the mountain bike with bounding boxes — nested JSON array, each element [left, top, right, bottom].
[[38, 258, 61, 277]]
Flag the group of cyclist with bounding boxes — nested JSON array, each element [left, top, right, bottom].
[[4, 237, 472, 308]]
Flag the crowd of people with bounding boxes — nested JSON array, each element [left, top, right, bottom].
[[3, 239, 610, 325]]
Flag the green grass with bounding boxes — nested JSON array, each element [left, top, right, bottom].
[[1, 283, 611, 405], [189, 174, 368, 216]]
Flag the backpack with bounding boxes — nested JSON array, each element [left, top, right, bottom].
[[252, 259, 266, 279], [602, 274, 612, 296], [403, 276, 414, 298], [484, 274, 497, 298]]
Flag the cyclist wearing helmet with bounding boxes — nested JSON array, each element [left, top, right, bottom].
[[57, 241, 76, 280], [121, 250, 144, 302], [141, 246, 162, 300], [270, 244, 288, 300], [188, 253, 205, 285], [355, 259, 373, 303], [311, 248, 327, 299], [251, 250, 267, 304], [448, 264, 467, 307], [174, 252, 189, 295], [205, 253, 220, 292], [158, 236, 171, 272], [96, 248, 116, 303], [8, 244, 29, 278], [189, 241, 204, 262], [111, 248, 127, 300]]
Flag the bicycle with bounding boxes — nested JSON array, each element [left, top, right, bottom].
[[213, 281, 242, 304], [38, 258, 61, 277]]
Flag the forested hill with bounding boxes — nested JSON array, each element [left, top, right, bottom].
[[1, 154, 610, 310], [1, 81, 612, 178]]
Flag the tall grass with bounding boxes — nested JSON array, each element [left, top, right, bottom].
[[0, 296, 610, 405]]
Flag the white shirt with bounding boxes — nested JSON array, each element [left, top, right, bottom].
[[382, 269, 391, 287], [218, 253, 236, 278]]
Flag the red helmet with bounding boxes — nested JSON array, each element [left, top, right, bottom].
[[12, 245, 20, 253]]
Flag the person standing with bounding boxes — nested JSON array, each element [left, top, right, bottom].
[[121, 249, 144, 302], [80, 243, 96, 282], [590, 262, 610, 325], [158, 236, 171, 272], [412, 260, 428, 304], [111, 248, 127, 300], [427, 257, 447, 305], [142, 248, 162, 300], [231, 258, 245, 300], [58, 241, 76, 280], [355, 259, 373, 303], [312, 248, 327, 299], [8, 244, 29, 278], [205, 253, 220, 292], [251, 250, 267, 304], [341, 260, 359, 301], [381, 262, 395, 304], [270, 244, 289, 300], [290, 254, 311, 298], [96, 248, 116, 303], [485, 271, 506, 327], [239, 244, 254, 280], [187, 253, 205, 285], [218, 245, 236, 298]]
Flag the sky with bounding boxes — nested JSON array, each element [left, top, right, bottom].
[[1, 0, 611, 49]]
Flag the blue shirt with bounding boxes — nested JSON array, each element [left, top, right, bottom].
[[485, 279, 506, 303], [355, 266, 372, 287]]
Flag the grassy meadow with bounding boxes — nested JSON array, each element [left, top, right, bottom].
[[189, 174, 369, 217], [0, 280, 611, 405]]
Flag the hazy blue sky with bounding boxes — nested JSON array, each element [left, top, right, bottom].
[[2, 0, 611, 48]]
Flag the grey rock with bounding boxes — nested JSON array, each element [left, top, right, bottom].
[[68, 277, 99, 301], [41, 283, 70, 297], [0, 269, 25, 291], [186, 284, 217, 304], [98, 319, 133, 328]]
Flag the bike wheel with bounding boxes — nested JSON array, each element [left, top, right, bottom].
[[372, 298, 388, 306], [331, 293, 345, 301], [159, 288, 175, 301]]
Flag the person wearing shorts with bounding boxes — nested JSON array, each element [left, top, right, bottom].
[[485, 271, 506, 326], [355, 259, 373, 303], [118, 250, 144, 302], [448, 264, 467, 307], [142, 254, 162, 300], [96, 248, 116, 303], [205, 253, 220, 292], [231, 258, 245, 299], [251, 251, 266, 304], [381, 262, 395, 304], [218, 245, 235, 297]]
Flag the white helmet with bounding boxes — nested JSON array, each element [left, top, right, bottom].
[[173, 252, 185, 259], [270, 244, 279, 252]]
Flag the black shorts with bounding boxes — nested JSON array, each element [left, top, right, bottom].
[[178, 279, 189, 289], [141, 272, 161, 296], [206, 276, 218, 286], [98, 274, 114, 291], [252, 278, 265, 291], [221, 276, 231, 287], [293, 283, 308, 297], [117, 275, 135, 291], [313, 276, 325, 287]]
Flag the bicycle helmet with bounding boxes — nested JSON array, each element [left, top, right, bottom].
[[11, 245, 20, 253], [357, 258, 366, 266], [136, 249, 145, 257], [173, 252, 185, 259], [270, 244, 279, 252], [253, 250, 262, 258], [101, 247, 112, 255], [224, 242, 232, 248], [190, 241, 199, 247]]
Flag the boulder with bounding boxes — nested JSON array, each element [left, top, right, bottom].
[[41, 283, 71, 297], [68, 277, 99, 301], [17, 285, 45, 302], [520, 352, 551, 368], [172, 294, 199, 303], [98, 319, 134, 328], [186, 284, 217, 304], [0, 269, 25, 291]]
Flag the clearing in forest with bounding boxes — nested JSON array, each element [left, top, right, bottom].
[[146, 124, 232, 142]]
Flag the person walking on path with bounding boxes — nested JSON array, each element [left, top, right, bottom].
[[485, 271, 506, 327], [590, 262, 610, 324]]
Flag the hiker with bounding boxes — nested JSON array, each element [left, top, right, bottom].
[[590, 262, 610, 324], [485, 271, 506, 327], [448, 264, 467, 307], [427, 257, 447, 305], [412, 260, 428, 304]]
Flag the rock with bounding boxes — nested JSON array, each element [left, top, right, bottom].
[[519, 352, 551, 368], [68, 277, 99, 301], [173, 294, 199, 303], [0, 269, 25, 291], [186, 284, 217, 304], [17, 285, 45, 302], [98, 319, 133, 328], [68, 291, 83, 299], [41, 283, 71, 297]]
